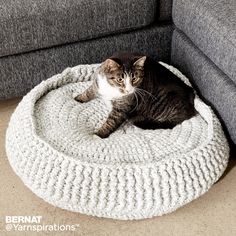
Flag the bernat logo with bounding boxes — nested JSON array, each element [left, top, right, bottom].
[[5, 216, 42, 224], [3, 215, 80, 232]]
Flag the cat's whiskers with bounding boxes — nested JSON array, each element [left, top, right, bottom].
[[136, 88, 155, 100], [130, 93, 139, 113], [134, 88, 149, 103], [136, 88, 158, 101], [134, 90, 146, 104]]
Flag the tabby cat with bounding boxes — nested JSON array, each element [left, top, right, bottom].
[[75, 52, 196, 138]]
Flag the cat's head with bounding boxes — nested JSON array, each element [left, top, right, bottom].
[[97, 54, 146, 100]]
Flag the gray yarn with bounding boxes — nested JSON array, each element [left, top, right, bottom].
[[6, 63, 229, 220]]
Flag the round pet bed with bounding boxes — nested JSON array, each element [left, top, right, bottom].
[[6, 63, 229, 220]]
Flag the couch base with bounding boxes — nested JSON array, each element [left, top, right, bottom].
[[171, 29, 236, 144]]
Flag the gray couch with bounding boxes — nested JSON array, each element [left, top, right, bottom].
[[0, 0, 235, 144], [0, 0, 173, 99], [171, 0, 236, 144]]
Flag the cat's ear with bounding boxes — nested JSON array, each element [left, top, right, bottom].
[[103, 58, 120, 72], [133, 56, 147, 68]]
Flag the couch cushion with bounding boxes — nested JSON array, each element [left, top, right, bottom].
[[158, 0, 173, 21], [173, 0, 236, 84], [0, 0, 158, 57]]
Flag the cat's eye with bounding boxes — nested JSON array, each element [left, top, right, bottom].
[[117, 77, 123, 83], [132, 77, 138, 83]]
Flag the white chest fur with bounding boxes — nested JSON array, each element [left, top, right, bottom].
[[97, 74, 123, 101]]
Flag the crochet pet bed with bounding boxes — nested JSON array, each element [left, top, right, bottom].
[[6, 63, 229, 220]]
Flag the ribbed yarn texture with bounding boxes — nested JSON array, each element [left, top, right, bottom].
[[6, 63, 229, 220]]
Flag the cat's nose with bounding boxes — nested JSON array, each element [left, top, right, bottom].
[[124, 88, 134, 94]]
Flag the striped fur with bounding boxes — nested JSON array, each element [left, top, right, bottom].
[[75, 52, 196, 138]]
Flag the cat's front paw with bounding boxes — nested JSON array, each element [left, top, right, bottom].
[[94, 130, 110, 139], [74, 94, 86, 103]]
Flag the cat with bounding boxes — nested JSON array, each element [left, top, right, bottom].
[[75, 52, 196, 138]]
